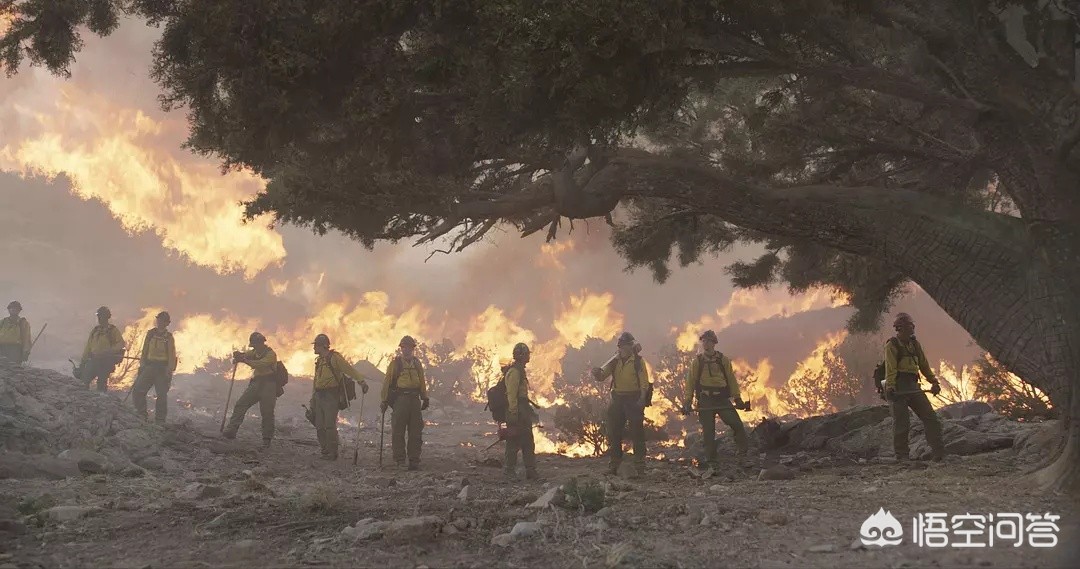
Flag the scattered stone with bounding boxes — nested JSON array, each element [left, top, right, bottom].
[[45, 506, 94, 523], [938, 401, 993, 420], [709, 484, 729, 494], [700, 515, 711, 526], [443, 524, 459, 536], [204, 513, 229, 529], [586, 518, 610, 532], [383, 516, 442, 545], [850, 539, 867, 551], [757, 510, 790, 526], [121, 466, 145, 478], [458, 486, 470, 501], [451, 518, 471, 531], [345, 519, 389, 541], [758, 465, 796, 481], [808, 544, 837, 553], [0, 519, 27, 535], [136, 456, 165, 471], [57, 449, 111, 474], [491, 533, 514, 547], [595, 507, 613, 519], [526, 486, 563, 509], [177, 483, 225, 501], [0, 452, 81, 480], [510, 521, 540, 538], [229, 540, 258, 554]]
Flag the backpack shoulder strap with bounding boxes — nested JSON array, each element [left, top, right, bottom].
[[390, 356, 403, 388]]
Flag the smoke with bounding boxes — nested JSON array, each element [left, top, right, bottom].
[[0, 19, 982, 390]]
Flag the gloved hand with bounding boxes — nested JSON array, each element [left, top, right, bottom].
[[680, 403, 692, 416], [734, 398, 747, 411], [232, 350, 244, 364], [380, 401, 389, 413], [637, 395, 648, 408], [360, 382, 369, 394], [591, 367, 603, 381], [421, 397, 430, 411], [885, 387, 896, 402], [929, 382, 941, 396], [507, 411, 518, 424]]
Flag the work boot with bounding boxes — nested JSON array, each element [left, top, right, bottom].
[[630, 462, 646, 479], [606, 459, 620, 476], [222, 429, 237, 440], [503, 470, 519, 482], [262, 438, 272, 449], [407, 461, 420, 471], [929, 449, 945, 462], [525, 469, 540, 481]]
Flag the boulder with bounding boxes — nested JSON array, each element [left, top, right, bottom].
[[491, 533, 514, 547], [783, 406, 891, 450], [0, 452, 81, 480], [383, 516, 442, 545], [57, 449, 111, 474], [510, 522, 540, 538], [909, 422, 1015, 459], [45, 506, 95, 523], [937, 401, 993, 420], [758, 465, 796, 481], [526, 486, 563, 509]]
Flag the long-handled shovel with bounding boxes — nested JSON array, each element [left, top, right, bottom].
[[219, 362, 239, 433], [353, 391, 366, 466]]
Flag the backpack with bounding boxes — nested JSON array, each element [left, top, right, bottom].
[[692, 352, 731, 400], [270, 361, 289, 398], [485, 365, 513, 423], [609, 356, 654, 407], [873, 338, 912, 398]]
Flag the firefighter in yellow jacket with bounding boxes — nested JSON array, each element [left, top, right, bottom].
[[223, 332, 279, 448], [380, 335, 429, 470], [592, 332, 651, 478], [503, 342, 538, 481], [681, 330, 750, 468], [132, 311, 177, 424], [311, 333, 369, 460], [0, 301, 31, 363], [884, 313, 945, 461], [80, 306, 125, 391]]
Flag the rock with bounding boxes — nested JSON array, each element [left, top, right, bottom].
[[458, 486, 470, 501], [229, 540, 258, 554], [808, 544, 837, 553], [0, 519, 27, 535], [850, 538, 867, 551], [57, 449, 111, 474], [136, 456, 165, 471], [451, 518, 471, 531], [757, 465, 796, 481], [0, 452, 81, 480], [595, 507, 613, 519], [383, 516, 442, 545], [757, 510, 789, 526], [526, 486, 563, 509], [784, 406, 891, 450], [45, 506, 94, 523], [709, 484, 729, 494], [177, 483, 225, 501], [121, 465, 145, 478], [350, 520, 389, 541], [937, 401, 993, 420], [491, 533, 514, 547], [586, 518, 610, 532], [443, 524, 459, 536], [204, 513, 229, 529], [510, 521, 541, 538]]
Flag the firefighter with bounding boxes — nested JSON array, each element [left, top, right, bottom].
[[885, 313, 946, 461], [311, 333, 369, 460], [222, 332, 279, 448], [380, 335, 429, 470], [592, 332, 651, 478], [80, 306, 125, 391], [680, 330, 749, 468], [0, 301, 31, 363], [132, 311, 177, 423], [503, 342, 538, 481]]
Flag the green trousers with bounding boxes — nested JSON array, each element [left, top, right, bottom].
[[0, 344, 23, 363], [224, 377, 277, 442], [698, 396, 748, 463], [607, 393, 646, 466], [313, 389, 341, 458], [391, 393, 423, 466], [892, 389, 945, 458], [132, 361, 171, 423], [504, 405, 537, 477], [83, 355, 117, 392]]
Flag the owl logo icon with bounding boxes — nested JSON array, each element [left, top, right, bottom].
[[860, 507, 904, 546]]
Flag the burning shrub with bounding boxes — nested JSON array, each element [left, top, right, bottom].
[[777, 351, 859, 417], [971, 354, 1055, 421], [416, 339, 478, 404], [552, 395, 608, 456]]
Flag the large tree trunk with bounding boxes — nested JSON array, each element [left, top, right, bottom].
[[607, 154, 1080, 492]]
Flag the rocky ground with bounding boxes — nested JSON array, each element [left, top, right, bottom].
[[2, 361, 1078, 568]]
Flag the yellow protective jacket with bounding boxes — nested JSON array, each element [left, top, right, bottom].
[[81, 323, 124, 363], [598, 354, 650, 394], [504, 365, 529, 419], [684, 351, 739, 405], [884, 336, 936, 389], [239, 346, 278, 378], [381, 356, 426, 401], [313, 350, 369, 391], [0, 316, 31, 356], [140, 327, 177, 373]]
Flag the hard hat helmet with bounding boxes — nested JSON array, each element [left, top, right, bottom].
[[399, 335, 417, 348], [156, 311, 171, 324], [699, 330, 718, 343], [617, 332, 636, 346], [313, 333, 331, 347], [96, 306, 112, 318], [512, 342, 530, 359], [7, 301, 21, 310], [249, 331, 267, 345], [893, 313, 914, 328]]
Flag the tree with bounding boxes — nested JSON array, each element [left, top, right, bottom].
[[5, 1, 1080, 491], [416, 338, 476, 403], [778, 351, 861, 416], [972, 353, 1057, 421]]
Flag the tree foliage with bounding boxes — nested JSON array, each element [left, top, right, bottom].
[[972, 353, 1056, 421], [778, 351, 860, 416]]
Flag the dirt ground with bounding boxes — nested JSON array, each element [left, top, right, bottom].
[[2, 376, 1079, 569]]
